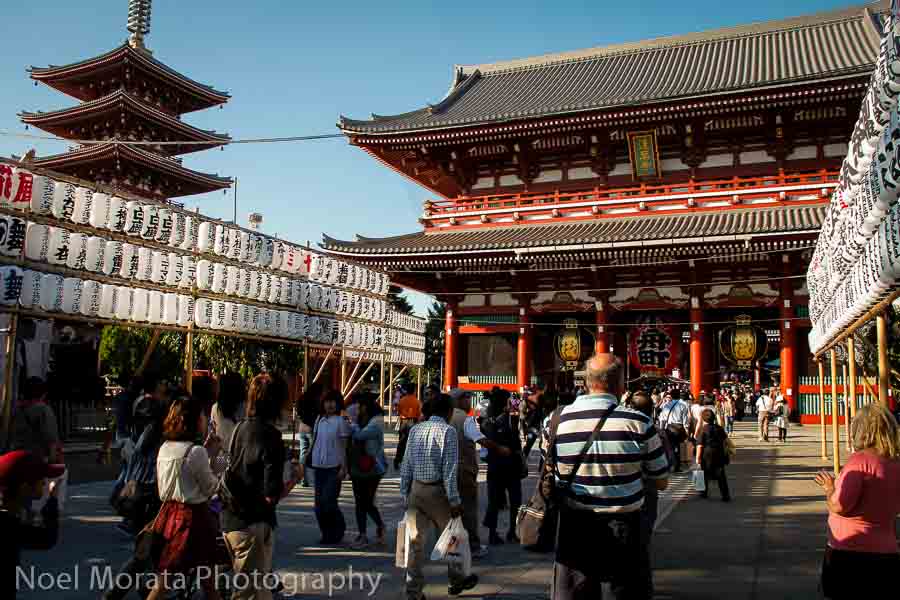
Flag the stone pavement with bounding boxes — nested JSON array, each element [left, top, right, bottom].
[[18, 420, 854, 600]]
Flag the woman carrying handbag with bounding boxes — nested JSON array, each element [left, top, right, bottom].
[[348, 392, 388, 548]]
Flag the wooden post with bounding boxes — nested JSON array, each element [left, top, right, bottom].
[[876, 312, 890, 407], [344, 361, 377, 398], [388, 363, 394, 422], [379, 356, 386, 410], [417, 366, 422, 403], [302, 341, 309, 393], [311, 343, 337, 386], [1, 314, 18, 446], [341, 355, 364, 395], [340, 354, 347, 394], [830, 350, 841, 473], [847, 338, 857, 420], [137, 330, 162, 377], [843, 361, 851, 451], [184, 329, 194, 394], [819, 360, 827, 460]]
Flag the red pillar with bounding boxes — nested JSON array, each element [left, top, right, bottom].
[[517, 303, 532, 391], [690, 295, 704, 400], [595, 301, 609, 355], [780, 273, 797, 415], [444, 302, 458, 391]]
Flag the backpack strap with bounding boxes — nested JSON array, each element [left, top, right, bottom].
[[556, 404, 617, 493]]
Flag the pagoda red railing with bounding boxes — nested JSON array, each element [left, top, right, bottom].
[[423, 169, 838, 218]]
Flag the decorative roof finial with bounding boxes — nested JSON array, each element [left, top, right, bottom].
[[127, 0, 153, 50]]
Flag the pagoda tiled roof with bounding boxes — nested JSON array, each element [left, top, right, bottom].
[[321, 204, 825, 256], [29, 43, 229, 110], [339, 1, 884, 135], [33, 142, 232, 194], [20, 90, 230, 151]]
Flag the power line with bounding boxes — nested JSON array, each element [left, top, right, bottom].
[[388, 245, 815, 275], [0, 130, 345, 146], [418, 315, 808, 328]]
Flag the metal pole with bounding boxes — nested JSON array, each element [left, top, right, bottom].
[[830, 350, 841, 473], [876, 312, 890, 407], [1, 314, 19, 447], [417, 366, 422, 403], [233, 177, 238, 224], [388, 363, 394, 422], [818, 360, 827, 461]]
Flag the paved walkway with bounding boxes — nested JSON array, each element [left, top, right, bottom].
[[19, 420, 860, 599]]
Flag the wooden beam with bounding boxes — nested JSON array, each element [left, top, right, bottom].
[[184, 329, 194, 394], [876, 312, 890, 407], [344, 361, 376, 399], [830, 349, 841, 473], [137, 329, 162, 377], [311, 343, 337, 386], [818, 360, 827, 460], [341, 355, 365, 396], [382, 365, 409, 398], [814, 289, 900, 360], [1, 314, 18, 448]]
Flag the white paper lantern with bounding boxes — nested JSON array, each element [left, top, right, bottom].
[[270, 310, 283, 338], [211, 301, 227, 330], [84, 236, 105, 272], [214, 224, 228, 256], [238, 232, 251, 262], [237, 269, 251, 297], [268, 275, 282, 304], [79, 280, 101, 316], [180, 216, 198, 251], [89, 193, 110, 229], [170, 212, 186, 248], [61, 277, 83, 314], [228, 229, 242, 260], [258, 273, 271, 302], [295, 313, 308, 339], [147, 291, 164, 324], [102, 241, 124, 277], [150, 251, 170, 284], [281, 245, 298, 273], [124, 201, 144, 236], [177, 295, 194, 326], [260, 309, 273, 335], [270, 242, 283, 270], [179, 256, 195, 289], [29, 175, 53, 215], [155, 209, 173, 244], [135, 247, 153, 281], [20, 270, 41, 308], [98, 283, 119, 318], [0, 265, 22, 307], [24, 223, 50, 262], [195, 298, 213, 329], [225, 302, 240, 331], [225, 266, 239, 295], [116, 287, 134, 321], [162, 293, 179, 325], [239, 304, 253, 332], [196, 259, 214, 291], [297, 282, 308, 310], [278, 310, 291, 338], [131, 288, 149, 322], [47, 227, 71, 266], [106, 197, 127, 232], [71, 187, 93, 225], [139, 205, 158, 240], [51, 182, 77, 221], [0, 216, 26, 258], [212, 262, 227, 294], [247, 235, 262, 264], [308, 284, 321, 311], [163, 253, 180, 287], [197, 221, 215, 252], [66, 232, 87, 270], [258, 238, 274, 266]]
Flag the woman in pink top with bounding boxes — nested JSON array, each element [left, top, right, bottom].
[[815, 403, 900, 599]]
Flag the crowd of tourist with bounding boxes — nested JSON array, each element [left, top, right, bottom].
[[0, 355, 898, 599]]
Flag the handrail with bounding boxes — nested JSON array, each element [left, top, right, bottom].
[[423, 169, 838, 217]]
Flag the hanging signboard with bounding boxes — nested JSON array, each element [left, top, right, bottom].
[[627, 130, 661, 180], [628, 318, 679, 376]]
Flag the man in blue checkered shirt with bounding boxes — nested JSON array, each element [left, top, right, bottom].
[[400, 394, 478, 599]]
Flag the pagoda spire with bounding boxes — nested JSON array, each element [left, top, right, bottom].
[[127, 0, 153, 50]]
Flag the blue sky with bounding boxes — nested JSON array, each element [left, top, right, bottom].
[[0, 0, 857, 314]]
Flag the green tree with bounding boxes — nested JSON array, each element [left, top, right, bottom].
[[193, 333, 304, 379], [98, 326, 185, 384], [388, 285, 414, 314], [424, 300, 446, 384]]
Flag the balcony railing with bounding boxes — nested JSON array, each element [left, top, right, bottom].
[[423, 169, 838, 219]]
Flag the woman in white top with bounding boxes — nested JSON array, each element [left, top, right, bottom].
[[145, 393, 222, 600], [311, 389, 351, 544]]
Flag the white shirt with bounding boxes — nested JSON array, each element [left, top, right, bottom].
[[756, 395, 773, 414], [690, 403, 706, 425], [312, 415, 351, 468], [658, 399, 690, 429], [156, 441, 219, 505], [211, 403, 238, 451], [463, 415, 484, 444]]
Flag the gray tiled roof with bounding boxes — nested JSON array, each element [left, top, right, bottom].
[[322, 204, 826, 255], [339, 2, 884, 135]]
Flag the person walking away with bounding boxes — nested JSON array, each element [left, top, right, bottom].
[[481, 388, 525, 545], [395, 385, 422, 470], [449, 388, 512, 559], [310, 389, 351, 544], [657, 389, 690, 472], [724, 395, 735, 435], [297, 383, 322, 487], [695, 409, 731, 502], [348, 392, 387, 549], [143, 393, 223, 600], [756, 389, 773, 441], [773, 395, 789, 443], [210, 372, 245, 472], [401, 393, 478, 599], [0, 451, 62, 598], [551, 355, 669, 600], [626, 391, 665, 564], [815, 404, 900, 599], [223, 373, 296, 600], [11, 377, 60, 464]]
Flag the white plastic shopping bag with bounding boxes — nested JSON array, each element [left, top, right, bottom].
[[34, 469, 68, 513], [430, 516, 471, 576], [692, 468, 706, 493], [395, 513, 411, 568]]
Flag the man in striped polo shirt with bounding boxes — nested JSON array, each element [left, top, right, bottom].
[[552, 354, 669, 600]]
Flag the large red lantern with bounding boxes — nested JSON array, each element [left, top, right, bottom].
[[628, 318, 680, 376]]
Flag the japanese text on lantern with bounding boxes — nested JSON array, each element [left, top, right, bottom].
[[629, 321, 678, 376]]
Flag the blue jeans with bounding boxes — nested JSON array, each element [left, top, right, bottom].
[[298, 432, 313, 485], [725, 417, 734, 434], [314, 467, 345, 543]]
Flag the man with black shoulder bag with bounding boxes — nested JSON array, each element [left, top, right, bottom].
[[551, 354, 669, 600]]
